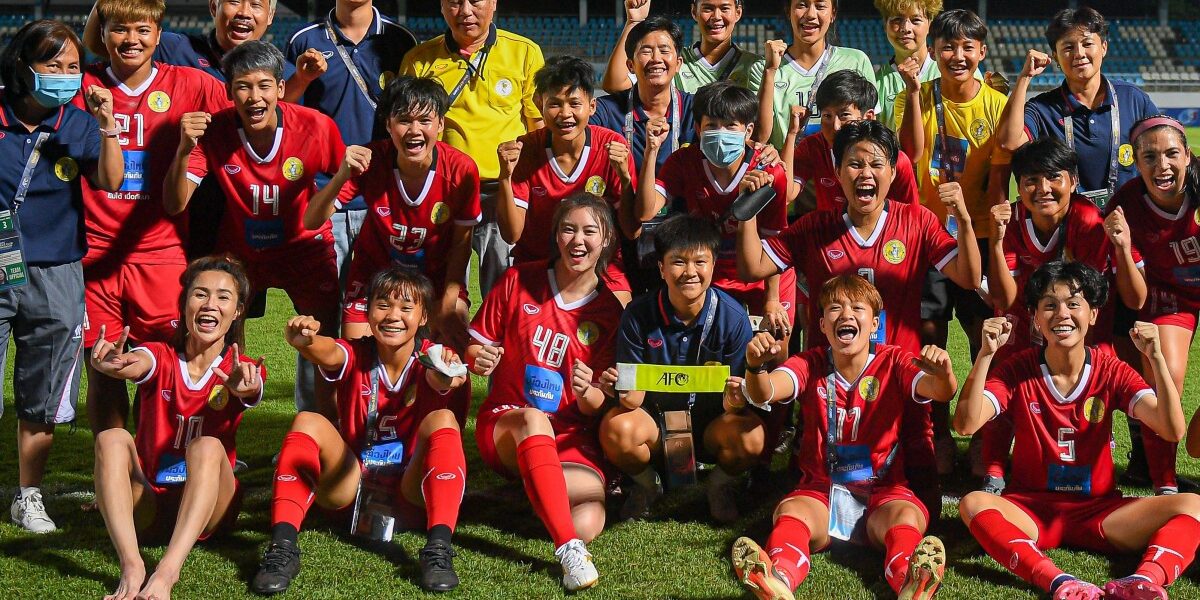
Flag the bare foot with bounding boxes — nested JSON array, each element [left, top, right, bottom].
[[104, 563, 146, 600], [134, 569, 178, 600]]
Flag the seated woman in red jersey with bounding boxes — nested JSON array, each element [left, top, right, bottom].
[[976, 137, 1143, 494], [250, 267, 468, 596], [468, 194, 624, 592], [90, 256, 265, 600], [496, 55, 636, 305], [730, 274, 955, 600], [956, 261, 1200, 600], [1107, 115, 1200, 492]]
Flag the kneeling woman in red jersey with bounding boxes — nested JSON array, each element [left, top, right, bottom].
[[957, 261, 1200, 600], [251, 267, 468, 595], [468, 193, 624, 592], [731, 275, 956, 600], [91, 256, 265, 600]]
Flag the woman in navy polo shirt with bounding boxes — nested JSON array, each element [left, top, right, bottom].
[[0, 20, 122, 533]]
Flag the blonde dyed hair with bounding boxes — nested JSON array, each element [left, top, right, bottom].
[[873, 0, 942, 20], [97, 0, 166, 25]]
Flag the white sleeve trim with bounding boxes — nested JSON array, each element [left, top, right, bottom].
[[776, 366, 801, 403], [131, 347, 157, 386], [185, 172, 204, 185], [934, 247, 959, 272], [333, 199, 345, 210], [757, 227, 781, 237], [761, 239, 788, 273], [653, 183, 668, 199], [910, 371, 932, 404], [319, 342, 351, 383], [468, 328, 498, 346], [454, 214, 483, 226], [981, 389, 1002, 421], [1127, 388, 1154, 420], [513, 197, 529, 209]]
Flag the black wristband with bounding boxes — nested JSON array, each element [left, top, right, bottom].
[[747, 364, 769, 374]]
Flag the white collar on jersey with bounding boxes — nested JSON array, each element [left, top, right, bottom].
[[1038, 355, 1093, 405], [830, 351, 877, 390], [176, 350, 227, 391], [702, 157, 751, 196], [237, 125, 284, 164], [1024, 218, 1062, 254], [1140, 193, 1191, 221], [547, 268, 598, 311], [842, 205, 890, 247], [545, 145, 592, 184], [105, 66, 160, 97], [393, 168, 436, 206], [374, 353, 417, 392]]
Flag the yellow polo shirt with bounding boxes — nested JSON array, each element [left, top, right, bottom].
[[402, 29, 543, 181]]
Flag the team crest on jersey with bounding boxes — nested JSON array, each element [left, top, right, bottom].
[[1194, 207, 1200, 226], [585, 175, 606, 196], [208, 385, 229, 411], [147, 91, 171, 113], [858, 376, 880, 402], [494, 78, 513, 97], [379, 70, 396, 90], [969, 118, 990, 142], [577, 321, 600, 345], [54, 157, 79, 182], [431, 201, 451, 224], [1118, 144, 1134, 167], [882, 239, 906, 264], [404, 385, 417, 407], [283, 157, 304, 181], [1083, 396, 1105, 424]]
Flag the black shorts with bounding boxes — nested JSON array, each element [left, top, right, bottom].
[[920, 239, 992, 323]]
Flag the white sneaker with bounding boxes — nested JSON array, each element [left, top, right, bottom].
[[555, 538, 598, 591], [11, 488, 56, 533]]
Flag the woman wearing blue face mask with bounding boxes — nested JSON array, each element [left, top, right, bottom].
[[0, 19, 122, 534]]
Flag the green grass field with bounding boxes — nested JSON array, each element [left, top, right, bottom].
[[0, 130, 1199, 599]]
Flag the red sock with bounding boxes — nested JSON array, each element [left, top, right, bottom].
[[271, 431, 321, 530], [421, 427, 466, 533], [1143, 427, 1179, 490], [1135, 515, 1200, 586], [516, 435, 577, 548], [969, 509, 1061, 591], [883, 524, 923, 594], [981, 416, 1014, 479], [765, 516, 811, 591]]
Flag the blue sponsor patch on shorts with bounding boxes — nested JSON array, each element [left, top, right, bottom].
[[524, 364, 564, 413]]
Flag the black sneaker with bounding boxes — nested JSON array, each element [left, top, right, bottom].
[[251, 539, 301, 595], [418, 541, 459, 592]]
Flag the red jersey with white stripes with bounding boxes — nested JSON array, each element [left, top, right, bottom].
[[132, 342, 262, 486], [78, 63, 228, 260], [792, 132, 918, 212], [983, 347, 1152, 497], [470, 262, 621, 430], [186, 102, 344, 263], [765, 201, 958, 352]]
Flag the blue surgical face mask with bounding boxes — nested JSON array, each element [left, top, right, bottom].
[[700, 129, 746, 168], [29, 68, 82, 108]]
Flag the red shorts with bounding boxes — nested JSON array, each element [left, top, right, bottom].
[[82, 252, 185, 347], [1002, 491, 1133, 552], [239, 243, 340, 322], [475, 403, 614, 486], [146, 479, 242, 542], [785, 482, 931, 532], [715, 268, 798, 322], [1141, 287, 1200, 332]]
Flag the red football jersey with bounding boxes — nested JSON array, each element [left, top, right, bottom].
[[792, 132, 918, 212], [132, 342, 263, 486], [470, 262, 622, 431], [998, 196, 1118, 352], [778, 345, 928, 488], [341, 140, 481, 304], [657, 144, 790, 293], [323, 337, 456, 458], [78, 63, 228, 260], [766, 201, 958, 352], [1107, 179, 1200, 315], [186, 102, 344, 263], [509, 125, 634, 264], [983, 347, 1152, 497]]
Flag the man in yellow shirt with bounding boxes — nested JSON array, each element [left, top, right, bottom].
[[403, 0, 544, 296]]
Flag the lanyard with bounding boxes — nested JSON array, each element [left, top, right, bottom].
[[445, 28, 494, 106], [659, 288, 718, 409], [695, 42, 742, 82], [931, 79, 956, 183], [324, 13, 378, 110], [794, 46, 834, 115], [624, 85, 681, 155], [13, 132, 51, 212], [1063, 78, 1120, 202], [823, 346, 897, 480]]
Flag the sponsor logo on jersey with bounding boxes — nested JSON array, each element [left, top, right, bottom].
[[431, 201, 451, 224], [532, 186, 547, 197], [54, 157, 79, 182], [320, 50, 334, 59], [223, 164, 241, 175], [858, 376, 880, 402], [1118, 144, 1135, 167], [360, 385, 371, 397], [379, 70, 395, 90], [277, 474, 297, 482], [585, 175, 606, 196], [436, 472, 456, 480], [774, 81, 788, 90], [577, 321, 600, 345], [817, 384, 828, 399], [147, 91, 171, 113], [1083, 396, 1105, 424], [376, 205, 391, 217], [283, 157, 304, 181], [208, 384, 229, 411], [970, 118, 990, 142], [0, 132, 5, 140], [647, 337, 663, 348], [1029, 402, 1042, 414], [827, 249, 845, 260], [198, 58, 210, 67], [522, 303, 540, 315], [820, 177, 836, 188], [161, 390, 173, 402], [494, 78, 513, 97], [883, 239, 907, 264]]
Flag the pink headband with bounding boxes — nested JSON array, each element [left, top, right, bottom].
[[1129, 116, 1187, 144]]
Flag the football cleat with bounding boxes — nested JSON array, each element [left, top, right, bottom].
[[731, 537, 795, 600], [1103, 576, 1168, 600], [250, 539, 302, 595], [555, 538, 598, 591], [418, 540, 459, 592], [1053, 579, 1105, 600], [898, 536, 946, 600]]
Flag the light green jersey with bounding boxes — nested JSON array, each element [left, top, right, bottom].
[[750, 45, 877, 149], [676, 42, 764, 93], [876, 54, 939, 131]]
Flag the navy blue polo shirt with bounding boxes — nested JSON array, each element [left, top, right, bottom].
[[155, 30, 296, 82], [1024, 76, 1157, 198], [617, 286, 752, 411], [592, 86, 696, 173], [0, 101, 99, 265]]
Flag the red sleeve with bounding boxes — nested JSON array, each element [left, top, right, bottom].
[[1108, 355, 1153, 415], [918, 206, 958, 271], [1075, 206, 1113, 272], [776, 351, 816, 402], [197, 71, 231, 113], [656, 149, 687, 200], [336, 172, 362, 206], [764, 216, 810, 272], [982, 355, 1022, 414], [454, 158, 482, 225], [510, 149, 535, 209], [1002, 211, 1020, 272], [891, 348, 928, 402], [791, 137, 817, 182], [321, 339, 357, 382], [469, 268, 517, 346], [323, 116, 346, 174], [758, 162, 790, 235], [893, 151, 919, 204], [186, 137, 210, 180]]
